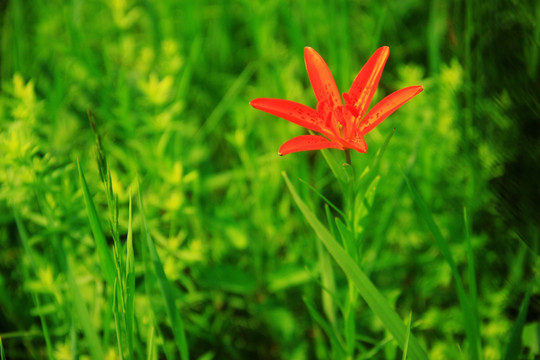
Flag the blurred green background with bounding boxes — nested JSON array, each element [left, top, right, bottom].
[[0, 0, 538, 359]]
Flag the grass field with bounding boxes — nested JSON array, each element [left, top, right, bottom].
[[1, 0, 539, 359]]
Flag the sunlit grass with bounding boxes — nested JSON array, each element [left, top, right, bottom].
[[0, 1, 538, 359]]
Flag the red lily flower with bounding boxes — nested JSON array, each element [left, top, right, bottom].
[[250, 47, 423, 155]]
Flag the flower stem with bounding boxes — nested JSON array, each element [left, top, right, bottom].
[[345, 149, 351, 165]]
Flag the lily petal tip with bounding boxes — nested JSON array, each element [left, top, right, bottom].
[[303, 47, 313, 57], [250, 98, 266, 109], [375, 46, 390, 57]]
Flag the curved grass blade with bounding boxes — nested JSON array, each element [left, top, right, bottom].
[[358, 336, 393, 360], [299, 178, 346, 219], [197, 62, 255, 141], [403, 173, 480, 360], [77, 159, 116, 287], [503, 286, 532, 360], [283, 172, 428, 360], [138, 184, 189, 360]]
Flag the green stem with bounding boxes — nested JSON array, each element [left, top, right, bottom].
[[344, 151, 358, 355], [345, 149, 352, 165]]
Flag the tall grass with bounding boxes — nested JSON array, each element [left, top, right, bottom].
[[0, 0, 538, 359]]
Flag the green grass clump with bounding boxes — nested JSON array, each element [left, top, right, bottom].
[[0, 0, 538, 359]]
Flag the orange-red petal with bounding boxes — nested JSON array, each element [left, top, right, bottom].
[[343, 137, 368, 153], [250, 98, 324, 133], [279, 135, 342, 156], [359, 86, 423, 135], [344, 46, 390, 121], [304, 47, 342, 109]]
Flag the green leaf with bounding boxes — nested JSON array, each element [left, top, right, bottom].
[[356, 175, 380, 222], [320, 205, 338, 328], [283, 172, 428, 360], [503, 286, 532, 360], [303, 297, 346, 358], [197, 62, 255, 140], [78, 159, 116, 287], [125, 191, 135, 360], [335, 217, 355, 261], [66, 257, 105, 360], [112, 278, 125, 359], [147, 326, 156, 360], [300, 177, 346, 219], [356, 129, 394, 194], [0, 337, 4, 360], [402, 312, 412, 360], [138, 185, 189, 360], [403, 173, 479, 360], [267, 265, 312, 293], [464, 207, 481, 358], [14, 212, 56, 360], [320, 148, 348, 189]]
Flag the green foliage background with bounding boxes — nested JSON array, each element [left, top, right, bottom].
[[0, 0, 538, 359]]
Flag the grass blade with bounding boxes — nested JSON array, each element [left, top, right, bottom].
[[303, 297, 346, 358], [300, 177, 346, 219], [66, 258, 105, 360], [402, 312, 412, 360], [78, 159, 116, 287], [464, 207, 482, 358], [197, 62, 255, 141], [112, 278, 125, 360], [14, 212, 56, 360], [320, 148, 348, 188], [356, 129, 395, 194], [503, 286, 532, 360], [138, 184, 189, 360], [31, 293, 56, 360], [147, 326, 156, 360], [319, 206, 337, 328], [283, 171, 428, 360], [403, 173, 479, 360], [125, 190, 136, 360]]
